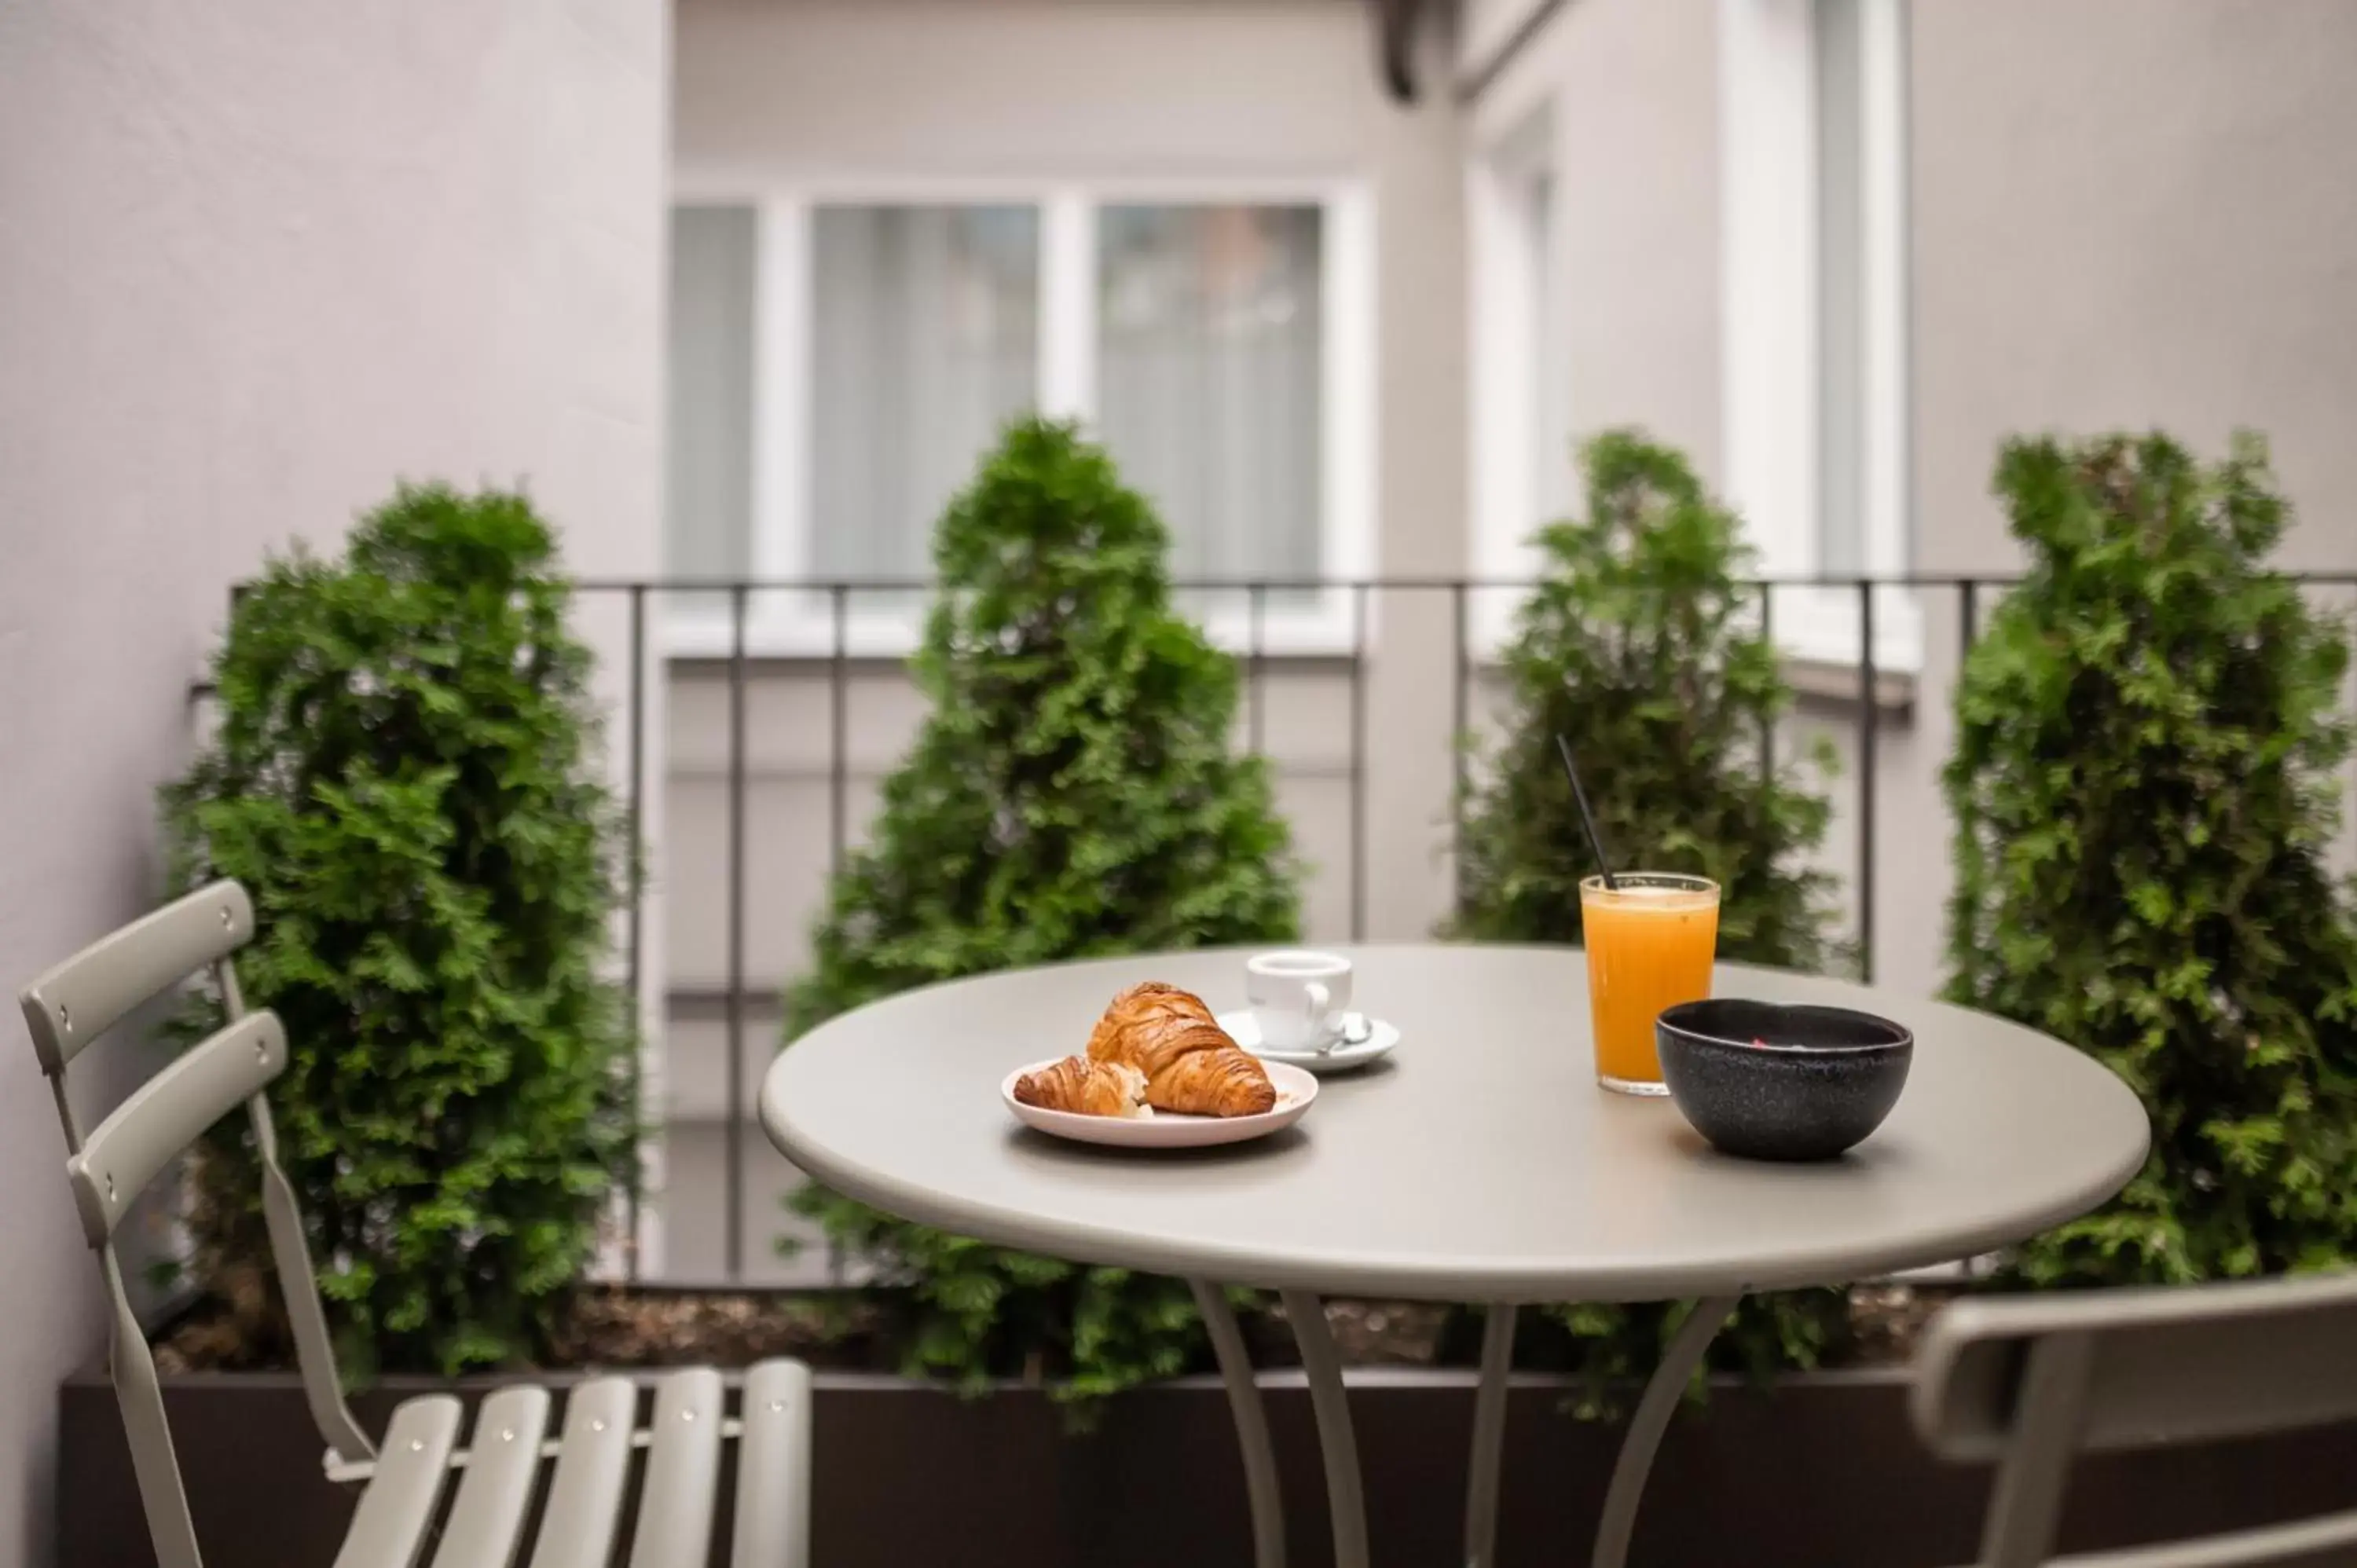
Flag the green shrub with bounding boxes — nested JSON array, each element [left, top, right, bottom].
[[785, 417, 1303, 1400], [1452, 430, 1843, 965], [163, 485, 636, 1377], [1947, 431, 2357, 1286], [1450, 430, 1851, 1395]]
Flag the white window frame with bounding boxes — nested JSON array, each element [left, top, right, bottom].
[[1720, 0, 1919, 672], [665, 174, 1379, 659], [1467, 104, 1565, 654]]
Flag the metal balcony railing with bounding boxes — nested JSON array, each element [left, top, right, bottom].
[[217, 569, 2357, 1283], [592, 572, 1986, 1279]]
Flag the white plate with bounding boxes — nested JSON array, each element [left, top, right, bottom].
[[1000, 1058, 1319, 1149], [1217, 1009, 1400, 1074]]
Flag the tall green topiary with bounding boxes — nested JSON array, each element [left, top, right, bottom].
[[785, 416, 1303, 1399], [1947, 431, 2357, 1287], [1450, 430, 1850, 1394], [1452, 430, 1842, 965], [163, 485, 636, 1377]]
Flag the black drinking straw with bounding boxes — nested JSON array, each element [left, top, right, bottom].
[[1554, 734, 1620, 892]]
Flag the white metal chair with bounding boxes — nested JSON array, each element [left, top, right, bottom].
[[1913, 1269, 2357, 1567], [20, 881, 812, 1568]]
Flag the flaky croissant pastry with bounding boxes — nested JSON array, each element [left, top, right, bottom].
[[1087, 983, 1277, 1117], [1145, 1042, 1277, 1118], [1085, 980, 1215, 1067], [1013, 1055, 1149, 1118]]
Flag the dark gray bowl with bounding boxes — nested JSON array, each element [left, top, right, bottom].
[[1656, 998, 1913, 1161]]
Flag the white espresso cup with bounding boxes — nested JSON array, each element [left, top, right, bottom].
[[1245, 950, 1354, 1052]]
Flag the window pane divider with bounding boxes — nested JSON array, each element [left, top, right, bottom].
[[753, 197, 812, 586], [1039, 189, 1096, 421]]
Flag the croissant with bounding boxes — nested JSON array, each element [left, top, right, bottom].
[[1146, 1043, 1278, 1118], [1083, 984, 1276, 1117], [1086, 981, 1215, 1067], [1013, 1055, 1149, 1118]]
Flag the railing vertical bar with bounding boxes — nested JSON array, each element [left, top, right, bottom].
[[725, 584, 749, 1281], [1758, 583, 1776, 790], [1350, 582, 1369, 943], [1248, 582, 1267, 757], [1450, 581, 1470, 920], [1857, 582, 1878, 984], [830, 584, 849, 879], [624, 584, 647, 1283], [834, 584, 863, 1282], [827, 584, 852, 1287]]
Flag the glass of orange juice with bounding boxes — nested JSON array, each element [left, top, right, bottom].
[[1579, 873, 1721, 1094]]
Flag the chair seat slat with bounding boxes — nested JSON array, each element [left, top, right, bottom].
[[427, 1387, 552, 1568], [629, 1368, 725, 1568], [731, 1359, 814, 1568], [524, 1378, 638, 1568], [332, 1396, 462, 1568]]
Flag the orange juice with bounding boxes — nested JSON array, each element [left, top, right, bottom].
[[1579, 874, 1720, 1094]]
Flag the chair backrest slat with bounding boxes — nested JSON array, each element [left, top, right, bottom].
[[18, 883, 254, 1074], [1916, 1272, 2357, 1460], [1915, 1271, 2357, 1568], [2045, 1507, 2357, 1568], [66, 1011, 287, 1245]]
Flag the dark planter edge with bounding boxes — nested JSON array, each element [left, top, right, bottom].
[[62, 1356, 2357, 1568], [63, 1354, 1922, 1396]]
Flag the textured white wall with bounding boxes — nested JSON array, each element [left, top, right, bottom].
[[1914, 0, 2357, 576], [1458, 0, 1551, 80], [1881, 0, 2357, 993], [0, 3, 669, 1561]]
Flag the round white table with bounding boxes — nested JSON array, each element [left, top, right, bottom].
[[761, 944, 2149, 1568]]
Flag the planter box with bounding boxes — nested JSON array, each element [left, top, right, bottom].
[[60, 1362, 2357, 1567]]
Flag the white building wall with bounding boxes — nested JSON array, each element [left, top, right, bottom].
[[0, 3, 669, 1559]]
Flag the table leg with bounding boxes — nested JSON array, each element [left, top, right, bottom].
[[1590, 1295, 1741, 1568], [1281, 1289, 1370, 1568], [1464, 1303, 1517, 1568], [1190, 1280, 1287, 1568]]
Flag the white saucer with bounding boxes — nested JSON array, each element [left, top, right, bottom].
[[1000, 1057, 1319, 1149], [1216, 1009, 1400, 1074]]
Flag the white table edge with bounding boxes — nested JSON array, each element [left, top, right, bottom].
[[757, 1073, 2150, 1302]]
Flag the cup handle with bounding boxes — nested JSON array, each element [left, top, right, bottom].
[[1303, 980, 1330, 1037]]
